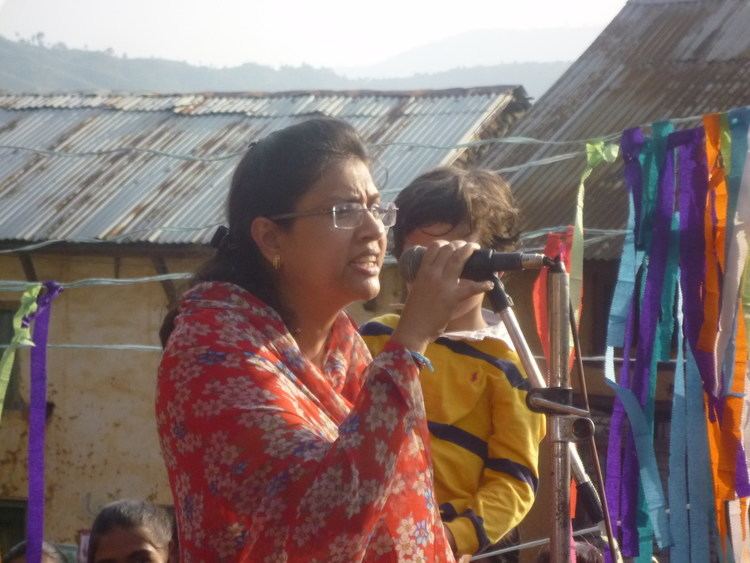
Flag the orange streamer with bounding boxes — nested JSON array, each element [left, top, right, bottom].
[[699, 114, 728, 352]]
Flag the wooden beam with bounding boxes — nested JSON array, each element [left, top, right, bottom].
[[19, 253, 38, 281], [151, 256, 178, 308]]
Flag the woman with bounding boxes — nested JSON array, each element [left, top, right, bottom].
[[157, 118, 492, 561]]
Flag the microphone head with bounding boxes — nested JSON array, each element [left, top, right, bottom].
[[398, 246, 426, 282]]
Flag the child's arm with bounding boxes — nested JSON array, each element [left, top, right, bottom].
[[445, 357, 546, 554]]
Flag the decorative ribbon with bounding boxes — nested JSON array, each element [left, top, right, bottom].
[[669, 289, 714, 562], [605, 128, 645, 558], [668, 289, 689, 562], [570, 140, 620, 329], [605, 125, 674, 558], [684, 345, 713, 562], [607, 124, 674, 555], [532, 226, 573, 368], [0, 284, 42, 422], [697, 114, 728, 357], [25, 281, 63, 563]]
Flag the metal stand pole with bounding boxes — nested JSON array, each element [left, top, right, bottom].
[[485, 269, 620, 563], [548, 264, 572, 563]]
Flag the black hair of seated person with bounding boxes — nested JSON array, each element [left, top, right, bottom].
[[87, 499, 174, 563]]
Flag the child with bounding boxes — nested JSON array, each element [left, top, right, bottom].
[[87, 499, 175, 563], [361, 166, 546, 559]]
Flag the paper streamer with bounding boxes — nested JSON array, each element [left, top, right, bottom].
[[25, 281, 63, 563], [0, 284, 42, 421]]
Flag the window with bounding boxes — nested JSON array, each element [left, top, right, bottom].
[[0, 499, 26, 555]]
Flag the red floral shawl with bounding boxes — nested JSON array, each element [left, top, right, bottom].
[[156, 282, 454, 562]]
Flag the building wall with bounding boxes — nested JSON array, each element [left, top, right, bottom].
[[0, 253, 186, 543]]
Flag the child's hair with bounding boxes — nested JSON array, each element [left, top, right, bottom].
[[87, 499, 174, 563], [3, 541, 65, 563], [392, 166, 520, 258]]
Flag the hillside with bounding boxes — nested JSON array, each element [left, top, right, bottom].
[[0, 36, 569, 99]]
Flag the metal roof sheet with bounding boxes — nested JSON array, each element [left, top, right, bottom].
[[0, 87, 529, 246], [480, 0, 750, 258]]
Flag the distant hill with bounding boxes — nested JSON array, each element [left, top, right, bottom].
[[0, 35, 570, 100], [358, 62, 570, 101], [338, 27, 598, 78]]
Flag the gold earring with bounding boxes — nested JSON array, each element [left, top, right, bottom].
[[272, 255, 281, 270]]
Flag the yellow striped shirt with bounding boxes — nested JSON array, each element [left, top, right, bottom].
[[361, 314, 545, 555]]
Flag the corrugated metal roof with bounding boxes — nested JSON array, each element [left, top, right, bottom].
[[480, 0, 750, 258], [0, 86, 529, 246]]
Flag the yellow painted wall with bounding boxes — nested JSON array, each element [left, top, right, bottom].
[[0, 254, 193, 543]]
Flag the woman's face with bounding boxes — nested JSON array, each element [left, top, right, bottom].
[[275, 157, 387, 312], [91, 526, 170, 563]]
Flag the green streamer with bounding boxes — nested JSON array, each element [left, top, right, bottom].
[[0, 284, 42, 421], [570, 140, 620, 322]]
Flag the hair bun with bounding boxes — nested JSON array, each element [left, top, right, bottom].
[[210, 225, 230, 249]]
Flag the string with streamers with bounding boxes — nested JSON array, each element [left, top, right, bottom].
[[596, 106, 750, 562]]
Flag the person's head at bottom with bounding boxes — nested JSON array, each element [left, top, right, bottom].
[[87, 499, 174, 563], [3, 541, 65, 563], [393, 165, 520, 330]]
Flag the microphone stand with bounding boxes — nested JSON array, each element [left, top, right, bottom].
[[483, 262, 620, 563]]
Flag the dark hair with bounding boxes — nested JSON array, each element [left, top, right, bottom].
[[159, 117, 369, 346], [87, 499, 174, 563], [391, 166, 520, 258], [4, 541, 65, 563]]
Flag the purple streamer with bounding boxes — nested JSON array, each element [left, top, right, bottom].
[[736, 448, 750, 498], [618, 326, 639, 555], [26, 281, 62, 563], [673, 129, 716, 406], [605, 127, 644, 557], [618, 125, 680, 556]]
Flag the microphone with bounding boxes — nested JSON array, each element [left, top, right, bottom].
[[398, 245, 551, 282]]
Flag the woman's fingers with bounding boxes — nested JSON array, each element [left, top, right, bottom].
[[441, 240, 479, 281], [456, 278, 495, 300], [393, 240, 494, 352]]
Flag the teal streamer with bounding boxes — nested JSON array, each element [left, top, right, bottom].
[[604, 377, 672, 547], [685, 347, 713, 562], [668, 288, 689, 561]]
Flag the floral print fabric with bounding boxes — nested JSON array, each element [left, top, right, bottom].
[[156, 282, 454, 562]]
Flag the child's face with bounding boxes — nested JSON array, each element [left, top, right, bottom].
[[403, 222, 486, 321], [92, 526, 170, 563]]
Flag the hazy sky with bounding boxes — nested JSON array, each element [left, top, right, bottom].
[[0, 0, 627, 69]]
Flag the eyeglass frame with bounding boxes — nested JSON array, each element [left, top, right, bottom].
[[267, 201, 398, 230]]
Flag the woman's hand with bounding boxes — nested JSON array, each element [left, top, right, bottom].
[[391, 240, 493, 354]]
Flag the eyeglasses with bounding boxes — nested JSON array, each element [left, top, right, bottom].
[[268, 202, 398, 230]]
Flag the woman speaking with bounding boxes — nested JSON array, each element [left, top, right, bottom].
[[157, 118, 490, 561]]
